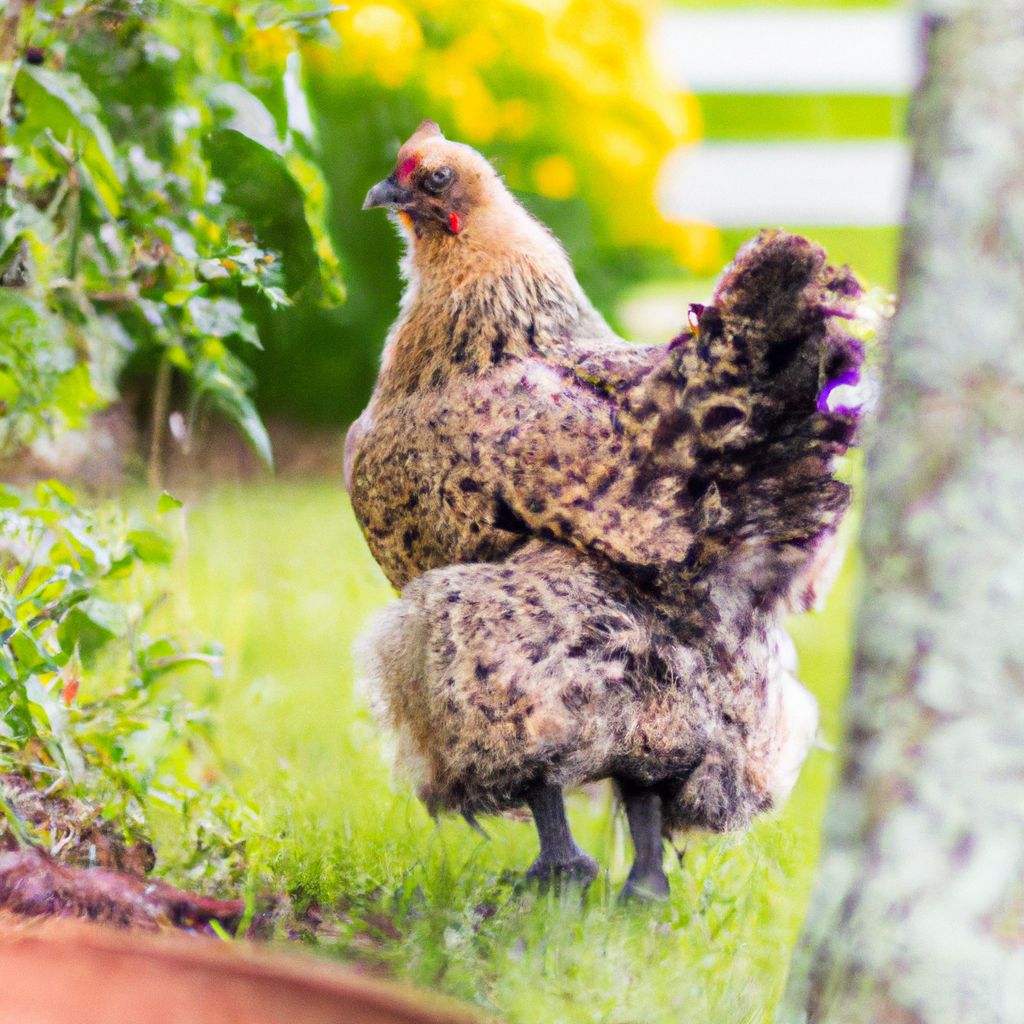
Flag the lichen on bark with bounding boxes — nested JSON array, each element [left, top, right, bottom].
[[780, 10, 1024, 1024]]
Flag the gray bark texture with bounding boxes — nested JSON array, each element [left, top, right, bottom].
[[779, 9, 1024, 1024]]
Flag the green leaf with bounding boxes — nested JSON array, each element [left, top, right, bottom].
[[54, 513, 109, 574], [38, 479, 78, 507], [194, 356, 273, 469], [49, 363, 104, 431], [187, 296, 260, 346], [8, 630, 50, 673], [204, 127, 318, 297], [0, 646, 19, 684], [0, 369, 21, 407], [57, 597, 127, 665], [157, 491, 184, 514], [143, 638, 177, 661], [0, 195, 53, 268], [0, 681, 36, 745], [235, 319, 262, 348], [106, 552, 136, 579], [127, 528, 174, 565], [164, 288, 199, 307], [208, 83, 283, 154], [14, 65, 123, 217], [0, 291, 74, 447]]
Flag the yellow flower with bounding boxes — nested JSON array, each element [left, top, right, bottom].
[[532, 155, 576, 199], [499, 99, 534, 139], [337, 3, 424, 88], [427, 64, 498, 142], [669, 221, 722, 274], [600, 124, 649, 177], [507, 0, 572, 18], [447, 29, 501, 69], [308, 0, 713, 271], [244, 25, 297, 72]]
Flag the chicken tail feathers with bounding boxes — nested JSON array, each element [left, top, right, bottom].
[[626, 230, 880, 602], [695, 228, 869, 446]]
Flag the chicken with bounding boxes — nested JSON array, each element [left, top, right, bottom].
[[348, 122, 866, 896]]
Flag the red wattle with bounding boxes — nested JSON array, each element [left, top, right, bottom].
[[449, 212, 462, 235]]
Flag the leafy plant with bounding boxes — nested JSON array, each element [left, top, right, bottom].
[[1, 0, 342, 468], [0, 480, 248, 872], [0, 0, 343, 883]]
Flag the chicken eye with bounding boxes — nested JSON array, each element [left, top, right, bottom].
[[422, 166, 454, 195]]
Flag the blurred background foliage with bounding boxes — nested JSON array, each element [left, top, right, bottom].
[[4, 0, 713, 437], [0, 0, 342, 867]]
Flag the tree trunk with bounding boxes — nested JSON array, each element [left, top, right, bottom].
[[780, 10, 1024, 1024]]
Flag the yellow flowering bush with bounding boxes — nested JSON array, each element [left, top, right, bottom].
[[311, 0, 711, 264]]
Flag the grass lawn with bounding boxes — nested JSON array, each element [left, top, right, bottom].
[[153, 480, 859, 1024]]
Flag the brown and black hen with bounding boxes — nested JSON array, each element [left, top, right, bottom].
[[349, 121, 867, 898]]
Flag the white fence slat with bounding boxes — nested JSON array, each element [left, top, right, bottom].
[[653, 10, 918, 95], [659, 141, 911, 226]]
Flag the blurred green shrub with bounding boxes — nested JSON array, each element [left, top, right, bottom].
[[249, 0, 714, 424], [3, 1, 708, 431], [1, 0, 340, 462]]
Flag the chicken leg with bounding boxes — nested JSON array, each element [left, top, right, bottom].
[[525, 782, 598, 886], [619, 783, 670, 901]]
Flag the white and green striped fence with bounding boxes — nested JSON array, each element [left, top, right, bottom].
[[655, 7, 913, 226], [619, 5, 907, 340]]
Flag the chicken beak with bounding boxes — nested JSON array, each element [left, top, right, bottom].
[[362, 177, 412, 210]]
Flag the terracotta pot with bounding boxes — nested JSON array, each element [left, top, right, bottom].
[[0, 916, 485, 1024]]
